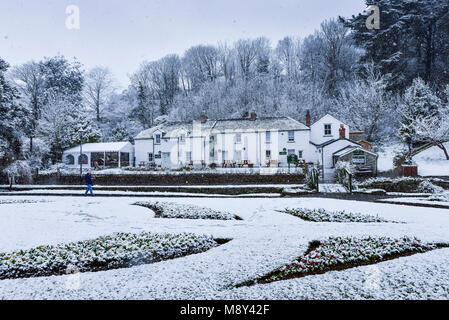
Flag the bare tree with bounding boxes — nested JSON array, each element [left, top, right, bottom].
[[84, 67, 115, 122]]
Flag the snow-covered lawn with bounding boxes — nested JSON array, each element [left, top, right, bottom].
[[413, 142, 449, 176], [1, 196, 449, 299]]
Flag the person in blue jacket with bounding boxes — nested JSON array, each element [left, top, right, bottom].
[[84, 170, 95, 197]]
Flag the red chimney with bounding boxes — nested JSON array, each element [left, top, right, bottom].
[[250, 110, 257, 121], [305, 110, 311, 127], [200, 112, 208, 123], [339, 124, 346, 139]]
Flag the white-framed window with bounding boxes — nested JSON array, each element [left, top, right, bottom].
[[288, 131, 295, 142], [185, 152, 192, 162], [235, 133, 242, 144], [266, 131, 271, 144], [266, 150, 271, 159], [155, 134, 161, 144], [298, 150, 303, 159], [148, 153, 154, 162], [324, 124, 332, 136]]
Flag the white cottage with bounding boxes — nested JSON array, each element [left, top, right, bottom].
[[63, 112, 377, 176], [133, 111, 376, 174]]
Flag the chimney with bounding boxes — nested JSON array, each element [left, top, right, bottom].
[[305, 110, 311, 127], [200, 112, 208, 123], [339, 124, 346, 140], [250, 110, 257, 121]]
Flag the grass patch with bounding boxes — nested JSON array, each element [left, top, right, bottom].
[[0, 232, 228, 280]]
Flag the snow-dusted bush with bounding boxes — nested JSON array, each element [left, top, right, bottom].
[[257, 236, 434, 284], [0, 232, 219, 280], [428, 192, 449, 202], [134, 201, 241, 220], [356, 176, 444, 193], [284, 208, 391, 223], [417, 180, 445, 194], [2, 160, 32, 184]]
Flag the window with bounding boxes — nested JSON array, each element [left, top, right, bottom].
[[185, 152, 192, 162], [298, 150, 303, 159], [235, 133, 242, 144], [288, 131, 295, 142], [266, 131, 271, 143], [155, 134, 161, 144], [65, 155, 75, 165], [148, 153, 154, 162], [91, 152, 104, 166], [266, 150, 271, 159], [120, 152, 130, 167], [78, 154, 88, 165], [324, 124, 332, 136]]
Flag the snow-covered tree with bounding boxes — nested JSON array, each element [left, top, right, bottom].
[[335, 63, 391, 141], [84, 67, 115, 122], [0, 58, 28, 167], [399, 78, 442, 149]]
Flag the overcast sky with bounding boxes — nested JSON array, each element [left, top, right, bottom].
[[0, 0, 365, 88]]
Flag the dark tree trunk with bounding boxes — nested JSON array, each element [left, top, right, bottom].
[[437, 143, 449, 160]]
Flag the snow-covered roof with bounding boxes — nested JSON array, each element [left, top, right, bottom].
[[63, 142, 133, 153], [333, 146, 378, 158], [135, 116, 308, 140]]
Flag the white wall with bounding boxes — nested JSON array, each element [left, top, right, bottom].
[[310, 114, 349, 145]]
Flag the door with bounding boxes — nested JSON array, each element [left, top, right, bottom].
[[162, 152, 171, 168]]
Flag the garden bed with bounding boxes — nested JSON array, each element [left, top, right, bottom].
[[238, 236, 443, 286], [0, 232, 227, 280], [357, 177, 449, 193], [134, 201, 242, 220], [283, 208, 396, 223]]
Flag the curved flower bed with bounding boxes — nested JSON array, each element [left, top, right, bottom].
[[0, 232, 222, 280], [240, 236, 436, 286], [284, 208, 392, 223], [134, 201, 242, 220]]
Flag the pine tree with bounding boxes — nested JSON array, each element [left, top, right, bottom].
[[399, 78, 442, 150]]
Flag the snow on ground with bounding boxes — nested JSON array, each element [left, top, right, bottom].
[[377, 145, 397, 172], [413, 142, 449, 176], [0, 196, 449, 299]]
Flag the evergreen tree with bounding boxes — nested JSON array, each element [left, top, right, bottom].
[[0, 58, 28, 167], [399, 78, 442, 150]]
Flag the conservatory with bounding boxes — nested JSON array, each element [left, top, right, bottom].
[[62, 142, 134, 169]]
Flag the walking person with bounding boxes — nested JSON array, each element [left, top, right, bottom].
[[84, 170, 95, 197]]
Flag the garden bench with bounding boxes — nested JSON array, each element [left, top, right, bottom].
[[222, 160, 236, 168]]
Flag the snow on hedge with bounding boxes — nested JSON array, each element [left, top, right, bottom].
[[253, 236, 435, 285], [0, 232, 219, 280], [284, 208, 392, 223], [134, 201, 241, 220]]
